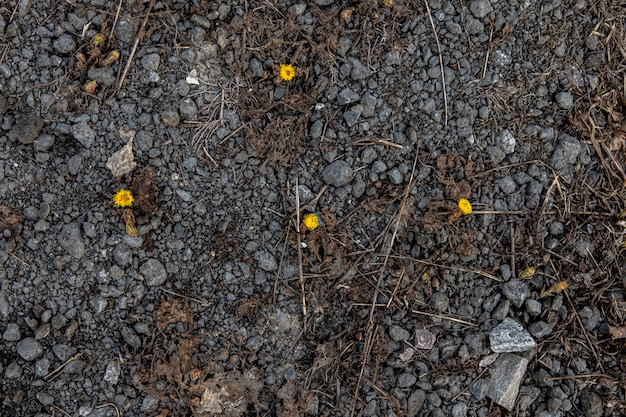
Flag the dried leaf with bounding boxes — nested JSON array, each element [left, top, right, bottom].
[[101, 49, 120, 66], [539, 281, 567, 298], [609, 325, 626, 339], [518, 267, 536, 280], [153, 299, 193, 332], [0, 205, 22, 230], [106, 138, 136, 178], [122, 208, 137, 237]]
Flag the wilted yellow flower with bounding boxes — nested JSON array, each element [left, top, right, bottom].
[[302, 213, 319, 231], [458, 198, 472, 215], [279, 64, 296, 81], [113, 189, 134, 207]]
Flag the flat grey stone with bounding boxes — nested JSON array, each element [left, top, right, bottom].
[[406, 389, 426, 417], [337, 88, 360, 106], [10, 113, 44, 144], [5, 361, 23, 378], [53, 34, 76, 54], [397, 373, 417, 388], [253, 250, 277, 272], [141, 259, 167, 286], [501, 279, 530, 308], [70, 121, 95, 149], [497, 130, 516, 154], [555, 91, 574, 109], [349, 57, 371, 80], [528, 321, 553, 338], [550, 134, 581, 170], [3, 323, 21, 341], [161, 109, 180, 127], [87, 67, 116, 86], [322, 160, 353, 187], [121, 325, 141, 349], [525, 299, 542, 316], [490, 318, 536, 353], [16, 337, 44, 361], [389, 324, 410, 342], [414, 329, 436, 350], [179, 98, 198, 119], [469, 0, 493, 18], [67, 154, 83, 176], [486, 353, 529, 410], [343, 104, 363, 127], [141, 53, 160, 71], [451, 402, 468, 417], [57, 222, 85, 259], [113, 243, 132, 267], [430, 292, 449, 312], [580, 390, 603, 417]]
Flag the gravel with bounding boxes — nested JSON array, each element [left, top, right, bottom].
[[321, 160, 353, 187], [140, 259, 167, 286], [489, 318, 536, 353], [16, 337, 43, 361]]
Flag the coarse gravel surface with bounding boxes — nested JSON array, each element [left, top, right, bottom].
[[1, 0, 626, 416]]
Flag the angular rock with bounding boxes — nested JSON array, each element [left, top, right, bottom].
[[469, 0, 493, 18], [322, 160, 353, 187], [486, 353, 529, 411], [103, 361, 121, 385], [406, 389, 426, 417], [3, 323, 21, 341], [489, 318, 536, 353], [397, 373, 417, 388], [140, 259, 167, 286], [497, 130, 516, 154], [414, 329, 436, 350], [501, 279, 529, 308], [9, 113, 44, 144], [580, 390, 603, 417], [16, 337, 44, 361], [337, 88, 360, 106], [555, 91, 574, 110], [253, 250, 277, 272], [389, 325, 410, 342], [58, 222, 86, 259], [550, 133, 581, 170], [528, 321, 553, 338], [70, 121, 96, 149], [121, 325, 142, 349]]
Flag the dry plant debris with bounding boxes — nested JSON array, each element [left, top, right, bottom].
[[130, 167, 159, 215], [0, 205, 22, 230]]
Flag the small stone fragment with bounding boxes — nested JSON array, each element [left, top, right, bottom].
[[253, 250, 277, 272], [389, 325, 410, 342], [555, 91, 574, 110], [414, 329, 436, 350], [322, 160, 353, 187], [57, 222, 85, 259], [489, 318, 536, 353], [486, 353, 529, 411], [550, 133, 581, 170], [70, 121, 96, 149], [501, 279, 530, 308], [2, 323, 21, 341], [103, 361, 122, 385], [580, 390, 603, 417], [469, 0, 493, 18], [16, 337, 44, 361], [140, 259, 167, 286], [9, 113, 44, 144]]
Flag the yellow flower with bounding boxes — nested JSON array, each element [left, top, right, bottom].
[[458, 198, 472, 215], [113, 189, 134, 207], [302, 213, 319, 231], [279, 64, 296, 81]]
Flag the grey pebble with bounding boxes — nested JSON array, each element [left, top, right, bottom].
[[140, 259, 167, 286], [349, 57, 371, 80], [176, 188, 193, 202], [337, 88, 360, 106], [34, 357, 50, 376], [121, 325, 142, 349], [53, 34, 76, 54], [555, 91, 574, 110], [498, 176, 517, 194], [497, 130, 516, 154], [16, 337, 44, 361], [253, 250, 277, 272], [489, 318, 536, 353], [451, 403, 468, 417], [580, 390, 603, 417], [414, 328, 436, 350], [245, 335, 263, 351], [87, 67, 116, 86], [389, 324, 410, 342], [161, 109, 180, 127], [343, 104, 363, 127], [550, 133, 581, 170], [525, 299, 542, 316], [115, 19, 136, 46], [528, 321, 553, 338], [430, 292, 449, 312], [9, 113, 44, 144], [34, 323, 51, 340], [309, 119, 323, 138], [501, 279, 529, 308], [113, 243, 132, 267], [313, 0, 333, 5], [397, 373, 417, 388], [322, 160, 353, 187], [5, 362, 23, 379], [58, 222, 85, 259], [53, 344, 76, 361], [141, 53, 160, 71], [33, 134, 55, 152], [36, 391, 54, 406], [70, 121, 96, 149], [407, 390, 426, 417], [388, 168, 403, 185], [67, 155, 83, 176], [103, 361, 122, 385], [469, 0, 493, 18], [179, 98, 198, 119], [486, 353, 529, 411], [3, 323, 21, 341]]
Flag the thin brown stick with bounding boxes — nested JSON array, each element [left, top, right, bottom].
[[423, 0, 448, 126], [94, 403, 121, 417], [110, 0, 124, 46], [411, 309, 477, 327], [294, 178, 307, 325], [44, 352, 82, 381], [510, 223, 516, 279], [160, 288, 210, 305], [563, 289, 603, 371], [116, 0, 157, 94]]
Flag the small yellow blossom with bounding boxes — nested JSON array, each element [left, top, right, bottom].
[[302, 213, 319, 231], [279, 64, 296, 81], [113, 189, 134, 207], [458, 198, 472, 215]]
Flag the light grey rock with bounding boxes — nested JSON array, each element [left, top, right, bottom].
[[322, 160, 353, 187], [253, 250, 277, 272], [498, 176, 517, 194], [337, 88, 360, 106], [161, 109, 180, 127], [179, 98, 198, 119], [58, 222, 85, 259], [16, 337, 44, 361], [33, 134, 54, 152], [406, 389, 426, 417], [5, 362, 23, 378], [3, 323, 21, 341], [388, 168, 403, 185], [555, 91, 574, 110], [389, 325, 410, 342], [0, 294, 10, 318], [414, 329, 436, 350], [67, 154, 83, 176], [525, 299, 542, 316], [140, 259, 167, 286], [497, 130, 516, 154], [70, 122, 96, 149], [103, 361, 122, 385], [580, 390, 603, 417], [313, 0, 333, 5], [141, 53, 160, 71], [36, 391, 54, 406], [176, 188, 193, 202], [113, 243, 132, 267], [10, 113, 44, 144], [469, 0, 493, 18], [34, 357, 50, 376], [343, 104, 363, 127], [451, 402, 468, 417], [486, 353, 529, 411], [550, 134, 581, 170], [489, 318, 536, 353], [87, 67, 116, 86], [501, 279, 530, 308], [52, 344, 76, 361], [115, 19, 136, 46], [349, 57, 371, 80], [53, 34, 76, 54], [397, 373, 417, 388]]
